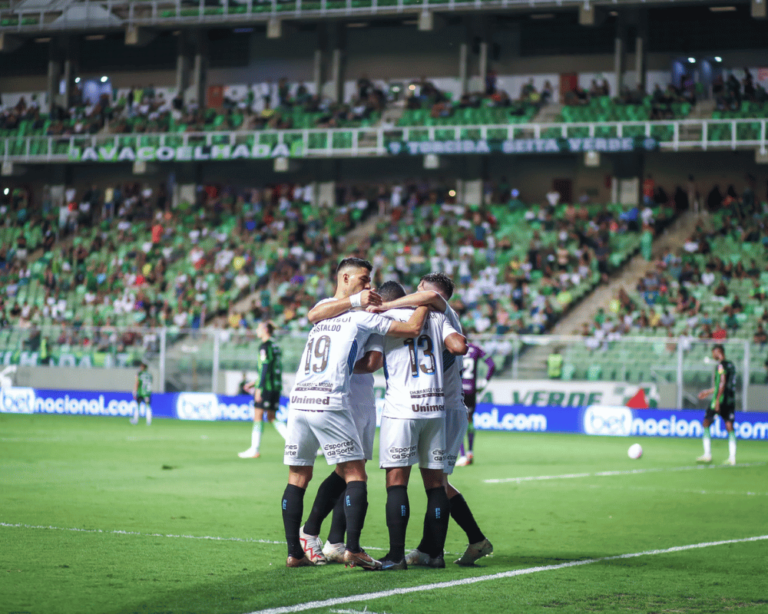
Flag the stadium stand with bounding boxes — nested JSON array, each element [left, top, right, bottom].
[[564, 198, 768, 385]]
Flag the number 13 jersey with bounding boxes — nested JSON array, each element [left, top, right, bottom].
[[290, 311, 392, 412], [382, 309, 460, 420]]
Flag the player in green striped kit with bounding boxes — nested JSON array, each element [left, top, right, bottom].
[[239, 322, 287, 458], [697, 344, 737, 465], [132, 361, 153, 425]]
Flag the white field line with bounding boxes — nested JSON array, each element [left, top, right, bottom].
[[246, 535, 768, 614], [0, 522, 411, 553], [0, 522, 287, 546], [585, 484, 768, 497], [484, 461, 767, 484]]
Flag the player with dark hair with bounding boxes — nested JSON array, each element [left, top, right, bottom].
[[456, 341, 495, 466], [296, 257, 384, 564], [239, 321, 286, 458], [131, 361, 152, 425], [280, 258, 429, 569], [359, 280, 467, 570], [369, 272, 493, 567], [697, 344, 738, 465]]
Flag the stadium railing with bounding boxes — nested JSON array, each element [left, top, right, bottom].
[[2, 118, 766, 163], [1, 326, 763, 410], [0, 0, 678, 31]]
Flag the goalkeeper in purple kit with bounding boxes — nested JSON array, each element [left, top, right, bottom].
[[456, 342, 495, 467]]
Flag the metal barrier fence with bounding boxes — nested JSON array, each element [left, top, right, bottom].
[[0, 0, 730, 31], [2, 326, 765, 410], [2, 118, 767, 163]]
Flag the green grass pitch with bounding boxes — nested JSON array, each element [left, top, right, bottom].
[[1, 413, 767, 614]]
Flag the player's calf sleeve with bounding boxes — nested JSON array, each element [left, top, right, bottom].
[[343, 481, 368, 553], [251, 421, 264, 451], [728, 430, 737, 459], [303, 471, 346, 537], [326, 493, 347, 544], [385, 485, 409, 561], [281, 484, 306, 559], [424, 487, 450, 558], [449, 493, 485, 545], [467, 422, 475, 453], [703, 426, 711, 456]]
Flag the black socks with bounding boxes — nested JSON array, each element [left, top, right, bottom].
[[302, 471, 347, 537], [423, 487, 450, 558], [385, 485, 410, 562], [449, 494, 485, 545], [343, 480, 368, 553], [281, 484, 306, 559], [327, 492, 347, 544]]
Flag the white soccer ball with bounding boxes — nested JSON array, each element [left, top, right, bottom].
[[627, 443, 643, 460]]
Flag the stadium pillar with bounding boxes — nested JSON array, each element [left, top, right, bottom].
[[329, 23, 345, 104], [176, 31, 193, 103], [192, 30, 209, 109], [459, 41, 468, 96], [62, 38, 79, 110], [47, 39, 63, 115], [613, 17, 627, 96], [313, 25, 326, 99], [634, 10, 648, 94], [752, 0, 766, 19]]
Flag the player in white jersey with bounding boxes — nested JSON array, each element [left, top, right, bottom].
[[358, 281, 467, 570], [369, 273, 493, 567], [297, 288, 384, 565], [281, 258, 428, 569]]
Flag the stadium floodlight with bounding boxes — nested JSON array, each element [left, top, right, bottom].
[[715, 56, 722, 62], [3, 188, 9, 195], [449, 190, 456, 197], [100, 76, 108, 83], [688, 57, 696, 63], [75, 77, 81, 83]]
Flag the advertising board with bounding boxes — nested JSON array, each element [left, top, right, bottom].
[[2, 387, 765, 440]]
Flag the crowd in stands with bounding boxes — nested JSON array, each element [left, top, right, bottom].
[[714, 69, 768, 112], [0, 179, 377, 358], [0, 175, 679, 349], [578, 178, 768, 354]]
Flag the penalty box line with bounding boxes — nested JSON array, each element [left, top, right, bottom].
[[484, 461, 768, 484], [246, 534, 768, 614]]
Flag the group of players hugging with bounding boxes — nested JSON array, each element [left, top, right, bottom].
[[277, 257, 495, 571]]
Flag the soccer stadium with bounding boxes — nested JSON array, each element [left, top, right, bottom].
[[1, 0, 767, 610]]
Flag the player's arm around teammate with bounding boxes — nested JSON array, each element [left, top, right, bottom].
[[307, 289, 382, 323]]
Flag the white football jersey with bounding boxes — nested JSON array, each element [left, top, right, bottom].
[[442, 304, 466, 412], [290, 311, 391, 411], [381, 308, 460, 420], [315, 299, 382, 410]]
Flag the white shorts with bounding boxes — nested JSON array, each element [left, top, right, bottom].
[[352, 404, 376, 461], [284, 409, 365, 466], [379, 416, 445, 470], [444, 409, 468, 475]]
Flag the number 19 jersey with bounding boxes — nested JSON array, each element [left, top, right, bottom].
[[382, 308, 460, 420], [289, 311, 392, 411]]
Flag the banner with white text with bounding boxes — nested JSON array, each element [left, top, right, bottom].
[[1, 387, 766, 440]]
